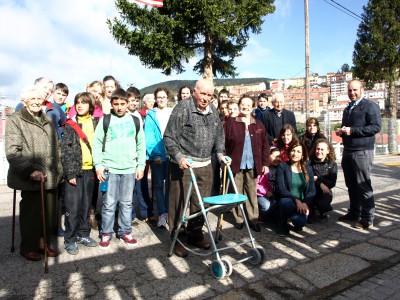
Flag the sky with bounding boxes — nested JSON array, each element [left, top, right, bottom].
[[0, 0, 368, 104]]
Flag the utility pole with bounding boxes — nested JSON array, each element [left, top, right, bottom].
[[304, 0, 310, 119]]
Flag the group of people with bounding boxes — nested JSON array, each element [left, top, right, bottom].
[[5, 76, 381, 260]]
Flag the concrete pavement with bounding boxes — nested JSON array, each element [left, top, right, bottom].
[[0, 155, 399, 299]]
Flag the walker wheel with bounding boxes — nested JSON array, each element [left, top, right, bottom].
[[221, 258, 233, 277], [247, 248, 262, 266], [210, 260, 226, 280], [257, 247, 267, 263]]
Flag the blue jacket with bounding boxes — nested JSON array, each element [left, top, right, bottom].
[[144, 109, 167, 161], [275, 161, 316, 205], [341, 98, 381, 151]]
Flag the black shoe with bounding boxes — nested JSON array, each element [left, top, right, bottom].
[[277, 224, 289, 236], [187, 239, 211, 250], [354, 219, 373, 230], [249, 223, 261, 232], [319, 213, 329, 220], [234, 222, 244, 230], [174, 244, 188, 258], [338, 213, 359, 222]]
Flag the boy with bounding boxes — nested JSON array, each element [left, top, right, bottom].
[[53, 83, 71, 116], [93, 88, 146, 249], [61, 92, 99, 254], [227, 100, 239, 118]]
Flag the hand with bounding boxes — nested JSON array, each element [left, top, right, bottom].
[[335, 128, 343, 137], [262, 166, 269, 175], [295, 199, 309, 215], [30, 171, 46, 182], [135, 170, 144, 180], [154, 157, 162, 165], [68, 178, 77, 186], [320, 183, 330, 195], [178, 157, 192, 169], [342, 126, 351, 136], [220, 156, 232, 165], [96, 168, 107, 182], [266, 191, 274, 198], [314, 175, 318, 181], [272, 138, 278, 147]]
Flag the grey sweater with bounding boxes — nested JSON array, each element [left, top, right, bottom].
[[164, 97, 225, 164]]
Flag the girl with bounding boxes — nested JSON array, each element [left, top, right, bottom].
[[299, 117, 326, 154], [144, 87, 173, 228], [62, 92, 100, 254], [276, 124, 299, 162], [224, 96, 269, 232], [275, 141, 315, 236], [309, 139, 337, 219]]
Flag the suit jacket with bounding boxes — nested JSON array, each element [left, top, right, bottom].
[[261, 108, 297, 145]]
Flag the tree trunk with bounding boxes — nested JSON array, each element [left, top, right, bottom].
[[203, 34, 213, 82], [388, 80, 398, 154]]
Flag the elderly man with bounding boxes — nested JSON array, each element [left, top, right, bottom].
[[261, 93, 297, 145], [164, 79, 228, 258], [335, 80, 381, 229]]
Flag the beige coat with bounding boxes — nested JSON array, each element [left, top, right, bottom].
[[5, 107, 63, 191]]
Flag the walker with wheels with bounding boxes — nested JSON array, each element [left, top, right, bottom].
[[167, 157, 266, 280]]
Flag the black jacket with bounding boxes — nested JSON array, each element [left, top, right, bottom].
[[275, 161, 316, 205], [61, 117, 99, 180], [310, 158, 337, 193], [341, 98, 381, 151], [261, 108, 297, 145]]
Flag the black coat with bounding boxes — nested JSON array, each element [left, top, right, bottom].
[[261, 108, 297, 145]]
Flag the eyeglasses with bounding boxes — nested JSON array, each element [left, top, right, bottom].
[[26, 97, 43, 102], [157, 96, 168, 100]]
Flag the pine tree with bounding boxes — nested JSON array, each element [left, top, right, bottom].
[[352, 0, 400, 154], [108, 0, 275, 80]]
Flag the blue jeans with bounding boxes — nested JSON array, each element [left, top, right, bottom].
[[101, 173, 135, 237], [150, 161, 169, 215], [132, 179, 149, 220], [257, 196, 276, 219], [279, 198, 307, 229]]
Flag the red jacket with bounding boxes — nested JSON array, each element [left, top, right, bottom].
[[224, 116, 269, 175]]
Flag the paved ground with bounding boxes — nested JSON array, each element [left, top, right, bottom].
[[0, 155, 399, 300]]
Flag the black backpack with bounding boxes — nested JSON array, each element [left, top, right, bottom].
[[102, 114, 140, 152]]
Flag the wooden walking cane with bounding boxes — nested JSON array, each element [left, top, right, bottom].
[[11, 189, 16, 253], [217, 165, 228, 241], [40, 180, 49, 274]]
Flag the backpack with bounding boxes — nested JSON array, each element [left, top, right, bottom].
[[102, 114, 140, 152]]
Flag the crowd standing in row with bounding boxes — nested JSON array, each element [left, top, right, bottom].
[[5, 76, 381, 261]]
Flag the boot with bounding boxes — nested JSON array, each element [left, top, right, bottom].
[[89, 208, 98, 230]]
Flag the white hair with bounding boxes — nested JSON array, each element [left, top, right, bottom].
[[20, 85, 41, 102]]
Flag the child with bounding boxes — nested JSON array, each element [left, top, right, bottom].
[[126, 87, 152, 227], [257, 147, 280, 223], [93, 88, 146, 249], [53, 83, 71, 117], [253, 93, 269, 120], [227, 100, 239, 118], [144, 87, 173, 228], [61, 92, 99, 254]]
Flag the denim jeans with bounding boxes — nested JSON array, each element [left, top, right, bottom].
[[131, 179, 149, 220], [279, 197, 307, 229], [257, 196, 276, 219], [101, 173, 135, 237], [150, 161, 169, 215]]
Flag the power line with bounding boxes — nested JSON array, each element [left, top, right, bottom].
[[329, 0, 363, 20], [321, 0, 362, 22]]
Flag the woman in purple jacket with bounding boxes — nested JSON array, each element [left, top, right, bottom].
[[224, 96, 269, 232]]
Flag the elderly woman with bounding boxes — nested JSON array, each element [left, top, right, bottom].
[[6, 85, 63, 261], [224, 96, 269, 232]]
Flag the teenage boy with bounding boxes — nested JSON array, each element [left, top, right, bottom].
[[93, 88, 146, 249], [53, 82, 71, 117]]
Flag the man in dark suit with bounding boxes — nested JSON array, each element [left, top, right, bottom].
[[261, 93, 297, 145]]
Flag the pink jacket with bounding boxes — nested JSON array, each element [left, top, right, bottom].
[[257, 173, 273, 197]]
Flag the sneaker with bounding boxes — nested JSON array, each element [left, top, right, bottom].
[[157, 213, 167, 228], [131, 218, 141, 227], [354, 219, 373, 230], [64, 242, 79, 255], [120, 232, 138, 247], [77, 236, 98, 247], [99, 233, 111, 249]]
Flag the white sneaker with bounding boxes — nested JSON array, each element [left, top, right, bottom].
[[157, 213, 167, 228]]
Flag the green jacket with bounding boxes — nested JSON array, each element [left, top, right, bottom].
[[5, 107, 63, 191]]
